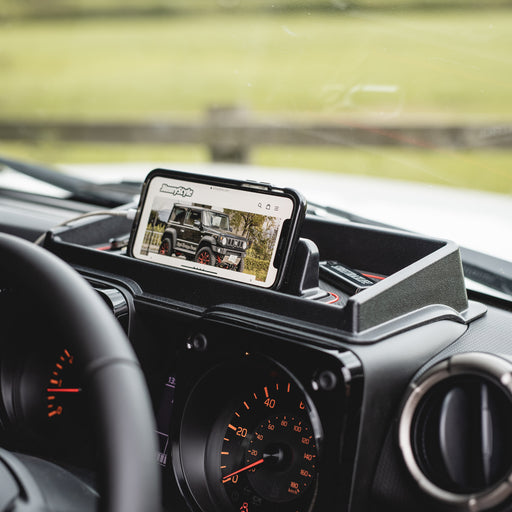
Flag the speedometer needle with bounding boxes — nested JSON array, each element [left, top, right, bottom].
[[222, 458, 264, 483]]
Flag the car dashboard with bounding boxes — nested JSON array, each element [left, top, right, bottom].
[[1, 185, 512, 512]]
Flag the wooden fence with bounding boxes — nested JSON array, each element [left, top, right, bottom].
[[1, 107, 511, 163], [141, 229, 163, 255]]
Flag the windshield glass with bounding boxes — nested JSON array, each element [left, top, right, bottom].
[[203, 211, 230, 231], [0, 0, 511, 259]]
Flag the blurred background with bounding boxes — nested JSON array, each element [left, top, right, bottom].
[[1, 0, 511, 194]]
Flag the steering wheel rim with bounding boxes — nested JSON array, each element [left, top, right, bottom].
[[0, 233, 161, 512]]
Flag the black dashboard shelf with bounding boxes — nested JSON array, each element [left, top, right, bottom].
[[43, 211, 485, 344], [300, 216, 476, 332]]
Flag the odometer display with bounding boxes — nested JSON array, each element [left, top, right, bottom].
[[219, 380, 319, 511]]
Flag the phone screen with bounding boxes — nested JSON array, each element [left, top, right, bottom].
[[129, 171, 302, 288]]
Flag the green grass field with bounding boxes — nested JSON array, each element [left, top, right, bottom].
[[2, 0, 512, 19], [1, 141, 511, 195], [1, 6, 512, 194], [1, 9, 512, 120]]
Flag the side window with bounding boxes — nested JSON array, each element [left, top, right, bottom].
[[184, 210, 201, 226], [170, 207, 186, 224]]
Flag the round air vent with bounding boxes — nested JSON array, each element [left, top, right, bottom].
[[399, 353, 512, 511]]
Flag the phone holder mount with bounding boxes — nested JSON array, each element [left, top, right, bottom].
[[280, 238, 329, 301]]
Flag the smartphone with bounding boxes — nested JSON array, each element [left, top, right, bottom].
[[128, 169, 306, 289]]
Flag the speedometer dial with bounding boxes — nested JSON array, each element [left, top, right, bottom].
[[220, 381, 318, 511], [175, 357, 321, 512]]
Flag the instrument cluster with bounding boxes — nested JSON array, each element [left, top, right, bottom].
[[163, 321, 364, 512], [0, 289, 364, 512]]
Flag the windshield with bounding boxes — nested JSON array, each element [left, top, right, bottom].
[[203, 211, 230, 231], [1, 0, 511, 259]]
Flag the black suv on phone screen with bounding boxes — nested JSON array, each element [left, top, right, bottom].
[[158, 204, 248, 271]]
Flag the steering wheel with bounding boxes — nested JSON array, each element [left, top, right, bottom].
[[0, 233, 161, 512]]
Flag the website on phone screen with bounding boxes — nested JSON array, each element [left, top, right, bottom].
[[131, 176, 295, 288]]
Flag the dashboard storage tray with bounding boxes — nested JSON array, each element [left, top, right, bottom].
[[44, 210, 484, 344]]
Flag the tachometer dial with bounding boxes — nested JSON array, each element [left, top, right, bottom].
[[3, 346, 90, 459], [46, 349, 82, 421]]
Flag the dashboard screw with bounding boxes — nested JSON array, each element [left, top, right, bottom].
[[313, 370, 337, 391], [191, 333, 208, 352]]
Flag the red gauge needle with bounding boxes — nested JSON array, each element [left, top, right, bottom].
[[46, 388, 81, 393], [222, 458, 264, 483]]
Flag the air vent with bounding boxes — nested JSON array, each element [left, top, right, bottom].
[[399, 353, 512, 511], [94, 286, 129, 333]]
